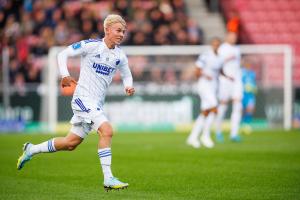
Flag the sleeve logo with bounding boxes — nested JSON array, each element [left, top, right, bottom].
[[72, 42, 81, 50]]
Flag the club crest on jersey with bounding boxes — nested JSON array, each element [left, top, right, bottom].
[[92, 63, 115, 76], [116, 59, 120, 65], [72, 42, 81, 49]]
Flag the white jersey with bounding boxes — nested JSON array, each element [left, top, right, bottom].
[[218, 42, 241, 79], [195, 49, 223, 110], [218, 43, 243, 101], [195, 49, 223, 85], [58, 38, 133, 109]]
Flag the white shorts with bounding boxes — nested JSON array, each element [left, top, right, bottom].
[[218, 76, 243, 102], [198, 80, 218, 111], [69, 98, 108, 139]]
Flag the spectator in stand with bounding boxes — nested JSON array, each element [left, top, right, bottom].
[[226, 11, 240, 34], [150, 67, 163, 84], [149, 9, 164, 30], [54, 20, 69, 46], [164, 68, 177, 85], [172, 0, 186, 12], [0, 0, 204, 88], [187, 19, 204, 45], [14, 73, 26, 96], [114, 0, 129, 18], [4, 15, 20, 38]]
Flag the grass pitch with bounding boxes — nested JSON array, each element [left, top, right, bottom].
[[0, 130, 300, 200]]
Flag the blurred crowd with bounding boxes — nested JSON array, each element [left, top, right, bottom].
[[0, 0, 204, 89]]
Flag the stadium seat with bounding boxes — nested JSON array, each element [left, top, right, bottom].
[[221, 0, 300, 84], [287, 22, 300, 32], [267, 11, 283, 22], [281, 11, 296, 21]]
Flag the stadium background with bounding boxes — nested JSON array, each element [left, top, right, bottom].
[[0, 1, 300, 199], [1, 0, 299, 132]]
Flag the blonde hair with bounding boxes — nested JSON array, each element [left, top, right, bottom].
[[103, 14, 126, 29]]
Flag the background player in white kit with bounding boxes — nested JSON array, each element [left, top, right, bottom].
[[187, 38, 231, 148], [215, 32, 243, 142], [17, 14, 135, 191]]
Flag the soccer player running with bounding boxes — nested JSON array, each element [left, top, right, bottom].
[[17, 14, 135, 191], [187, 37, 227, 148], [241, 59, 257, 134], [215, 32, 243, 143]]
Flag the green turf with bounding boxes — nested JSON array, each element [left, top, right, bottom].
[[0, 130, 300, 200]]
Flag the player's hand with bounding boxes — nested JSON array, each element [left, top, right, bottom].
[[125, 87, 135, 96], [61, 76, 77, 88]]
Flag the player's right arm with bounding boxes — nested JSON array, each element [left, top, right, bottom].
[[220, 68, 234, 81], [57, 40, 97, 87]]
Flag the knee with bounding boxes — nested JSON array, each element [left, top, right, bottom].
[[233, 101, 242, 112], [103, 127, 113, 138], [65, 139, 80, 151], [67, 144, 77, 151], [99, 124, 113, 138]]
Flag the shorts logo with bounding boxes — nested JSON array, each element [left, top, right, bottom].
[[74, 98, 91, 113], [72, 42, 81, 49], [92, 63, 115, 76]]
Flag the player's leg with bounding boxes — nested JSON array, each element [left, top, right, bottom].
[[230, 99, 242, 142], [215, 77, 230, 142], [97, 121, 128, 190], [186, 113, 204, 148], [242, 95, 247, 123], [242, 97, 255, 134], [215, 101, 227, 142], [230, 81, 243, 142], [187, 83, 209, 148], [30, 132, 83, 153], [244, 97, 255, 123], [17, 131, 83, 170], [200, 107, 217, 148], [97, 122, 114, 180], [199, 89, 218, 148]]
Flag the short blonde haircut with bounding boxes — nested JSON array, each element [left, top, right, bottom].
[[103, 14, 126, 29]]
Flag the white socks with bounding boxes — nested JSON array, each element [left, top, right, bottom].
[[98, 148, 113, 180], [188, 114, 204, 141], [215, 104, 228, 134], [202, 112, 215, 138], [231, 101, 242, 137], [28, 139, 56, 156]]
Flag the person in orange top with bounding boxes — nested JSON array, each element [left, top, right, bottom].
[[227, 11, 240, 34]]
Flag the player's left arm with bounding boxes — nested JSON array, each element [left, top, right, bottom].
[[57, 44, 84, 87], [220, 66, 234, 81], [58, 40, 97, 87], [119, 54, 135, 96]]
